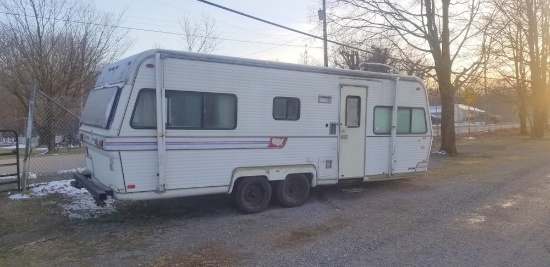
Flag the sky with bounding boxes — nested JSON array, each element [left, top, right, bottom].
[[92, 0, 326, 64]]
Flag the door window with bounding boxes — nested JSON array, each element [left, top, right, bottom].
[[345, 96, 361, 127]]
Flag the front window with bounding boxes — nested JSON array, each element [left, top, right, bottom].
[[81, 87, 120, 129]]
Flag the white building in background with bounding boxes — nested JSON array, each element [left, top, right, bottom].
[[430, 104, 486, 122]]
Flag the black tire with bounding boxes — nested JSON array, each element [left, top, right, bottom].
[[234, 176, 272, 214], [276, 174, 310, 208]]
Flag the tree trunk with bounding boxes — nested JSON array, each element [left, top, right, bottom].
[[518, 102, 528, 135], [40, 103, 58, 153], [438, 76, 457, 154], [46, 122, 56, 153], [434, 0, 457, 155], [532, 109, 544, 138], [543, 102, 548, 130], [531, 78, 545, 138], [525, 0, 546, 139]]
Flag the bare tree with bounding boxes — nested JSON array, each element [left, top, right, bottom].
[[179, 14, 221, 53], [488, 1, 531, 134], [490, 0, 550, 137], [333, 45, 393, 71], [524, 0, 550, 137], [330, 0, 486, 154], [0, 0, 132, 151]]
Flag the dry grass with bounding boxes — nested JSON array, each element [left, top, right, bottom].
[[275, 215, 351, 249], [149, 244, 242, 267]]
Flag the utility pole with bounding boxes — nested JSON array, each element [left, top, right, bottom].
[[304, 45, 308, 65], [483, 43, 490, 132], [319, 0, 328, 67]]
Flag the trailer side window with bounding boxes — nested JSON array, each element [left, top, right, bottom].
[[374, 106, 392, 134], [167, 91, 237, 130], [397, 108, 411, 134], [168, 92, 202, 128], [398, 107, 427, 134], [131, 89, 157, 129], [373, 106, 427, 134], [273, 97, 300, 121]]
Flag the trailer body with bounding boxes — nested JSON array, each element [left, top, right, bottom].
[[74, 49, 433, 213]]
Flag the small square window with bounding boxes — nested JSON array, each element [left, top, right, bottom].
[[273, 97, 300, 121]]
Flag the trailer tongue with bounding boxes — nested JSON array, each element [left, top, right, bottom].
[[71, 172, 113, 206]]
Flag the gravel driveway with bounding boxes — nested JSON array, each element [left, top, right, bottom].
[[2, 129, 550, 266]]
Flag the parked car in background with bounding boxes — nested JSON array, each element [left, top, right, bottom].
[[490, 115, 501, 123]]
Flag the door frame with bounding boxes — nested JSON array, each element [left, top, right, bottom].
[[338, 85, 367, 178]]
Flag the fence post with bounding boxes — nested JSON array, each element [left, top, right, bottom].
[[22, 85, 37, 192]]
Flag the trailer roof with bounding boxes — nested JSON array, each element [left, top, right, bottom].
[[95, 49, 423, 88]]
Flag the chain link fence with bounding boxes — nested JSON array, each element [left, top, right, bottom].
[[25, 90, 86, 182]]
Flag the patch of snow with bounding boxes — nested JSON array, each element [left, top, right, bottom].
[[462, 214, 486, 224], [465, 137, 476, 140], [500, 201, 515, 208], [7, 179, 116, 220], [0, 144, 48, 150], [0, 175, 17, 181], [8, 194, 30, 200], [57, 168, 86, 174], [36, 150, 49, 155], [0, 172, 36, 181]]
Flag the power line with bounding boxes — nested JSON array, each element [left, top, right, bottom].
[[125, 14, 307, 37], [241, 36, 305, 57], [151, 0, 293, 42], [167, 0, 306, 24], [196, 0, 379, 57], [0, 11, 321, 49]]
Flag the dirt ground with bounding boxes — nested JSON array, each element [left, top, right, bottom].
[[2, 128, 550, 266]]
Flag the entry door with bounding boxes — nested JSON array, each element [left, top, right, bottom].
[[339, 86, 367, 178]]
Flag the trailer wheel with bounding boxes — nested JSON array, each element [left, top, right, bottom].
[[234, 176, 272, 214], [276, 174, 310, 207]]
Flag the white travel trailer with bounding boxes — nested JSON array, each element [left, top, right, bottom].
[[72, 49, 433, 213]]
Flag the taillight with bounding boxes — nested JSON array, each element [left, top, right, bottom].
[[95, 138, 104, 149], [79, 132, 84, 141]]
